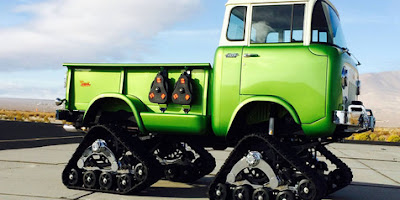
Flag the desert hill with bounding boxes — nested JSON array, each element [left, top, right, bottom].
[[359, 70, 400, 127]]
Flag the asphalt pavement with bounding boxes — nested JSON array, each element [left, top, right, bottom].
[[0, 120, 83, 150], [0, 121, 399, 200]]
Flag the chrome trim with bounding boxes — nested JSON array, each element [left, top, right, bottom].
[[63, 124, 84, 133], [77, 139, 119, 172], [55, 98, 66, 106], [334, 104, 375, 133], [227, 152, 279, 189]]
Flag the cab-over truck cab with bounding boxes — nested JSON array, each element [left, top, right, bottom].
[[212, 0, 374, 140]]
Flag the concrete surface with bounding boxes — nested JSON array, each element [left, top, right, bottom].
[[0, 143, 399, 200], [0, 121, 399, 200]]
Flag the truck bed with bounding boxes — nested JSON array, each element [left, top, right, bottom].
[[64, 63, 211, 135]]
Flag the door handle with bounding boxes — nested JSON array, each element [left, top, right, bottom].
[[243, 53, 259, 58]]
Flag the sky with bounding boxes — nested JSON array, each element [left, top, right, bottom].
[[0, 0, 399, 100]]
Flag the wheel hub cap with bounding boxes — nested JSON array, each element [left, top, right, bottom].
[[216, 190, 221, 196], [246, 151, 262, 167], [304, 187, 309, 194], [91, 139, 107, 152], [69, 174, 74, 180], [122, 180, 126, 185]]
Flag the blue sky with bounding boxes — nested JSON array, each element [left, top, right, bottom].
[[0, 0, 399, 99]]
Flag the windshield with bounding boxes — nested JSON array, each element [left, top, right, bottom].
[[311, 1, 347, 48], [250, 4, 305, 44]]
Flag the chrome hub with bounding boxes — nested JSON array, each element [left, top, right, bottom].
[[246, 151, 262, 167], [91, 139, 107, 152]]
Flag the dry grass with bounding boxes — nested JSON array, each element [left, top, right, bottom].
[[0, 109, 56, 123], [346, 128, 400, 143]]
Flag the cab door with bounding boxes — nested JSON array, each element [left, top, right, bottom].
[[240, 4, 328, 124]]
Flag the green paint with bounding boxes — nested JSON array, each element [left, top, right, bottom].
[[140, 112, 208, 135], [63, 43, 347, 137]]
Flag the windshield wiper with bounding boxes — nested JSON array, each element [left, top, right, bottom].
[[341, 47, 361, 66]]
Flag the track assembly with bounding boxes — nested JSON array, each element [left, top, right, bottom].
[[208, 133, 353, 200], [62, 125, 162, 194]]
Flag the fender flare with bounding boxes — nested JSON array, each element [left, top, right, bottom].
[[83, 93, 147, 133], [227, 96, 301, 131]]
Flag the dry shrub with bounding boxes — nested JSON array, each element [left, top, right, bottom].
[[354, 133, 370, 141], [15, 113, 23, 121], [0, 109, 56, 124], [44, 116, 50, 123], [369, 133, 378, 141], [388, 134, 400, 143], [349, 128, 400, 142], [378, 135, 387, 141]]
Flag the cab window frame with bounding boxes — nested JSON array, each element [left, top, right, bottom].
[[226, 6, 247, 42], [249, 3, 306, 44]]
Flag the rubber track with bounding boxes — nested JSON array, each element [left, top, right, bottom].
[[62, 125, 162, 194], [208, 133, 328, 200], [317, 145, 353, 194]]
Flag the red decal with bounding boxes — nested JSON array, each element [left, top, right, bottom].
[[80, 80, 91, 87]]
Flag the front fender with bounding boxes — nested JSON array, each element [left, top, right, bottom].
[[227, 96, 301, 132], [83, 93, 147, 133]]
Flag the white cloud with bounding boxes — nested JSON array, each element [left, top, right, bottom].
[[0, 0, 200, 70]]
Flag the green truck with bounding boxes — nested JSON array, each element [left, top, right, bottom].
[[56, 0, 375, 199]]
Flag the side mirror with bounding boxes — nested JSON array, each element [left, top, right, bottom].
[[55, 98, 66, 106]]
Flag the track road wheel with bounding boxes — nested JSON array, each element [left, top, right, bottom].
[[99, 172, 113, 190], [297, 179, 317, 200], [275, 190, 294, 200], [329, 169, 351, 188], [67, 168, 81, 186], [134, 163, 148, 182], [117, 174, 132, 193], [233, 185, 252, 200], [83, 171, 97, 189], [214, 183, 228, 200], [252, 188, 270, 200], [165, 166, 177, 180]]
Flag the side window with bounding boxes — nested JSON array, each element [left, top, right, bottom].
[[311, 1, 347, 48], [250, 4, 305, 44], [227, 6, 246, 41]]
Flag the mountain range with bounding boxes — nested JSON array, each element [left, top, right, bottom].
[[359, 70, 400, 127]]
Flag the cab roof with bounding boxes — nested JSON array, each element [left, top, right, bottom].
[[227, 0, 316, 5], [226, 0, 338, 17]]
